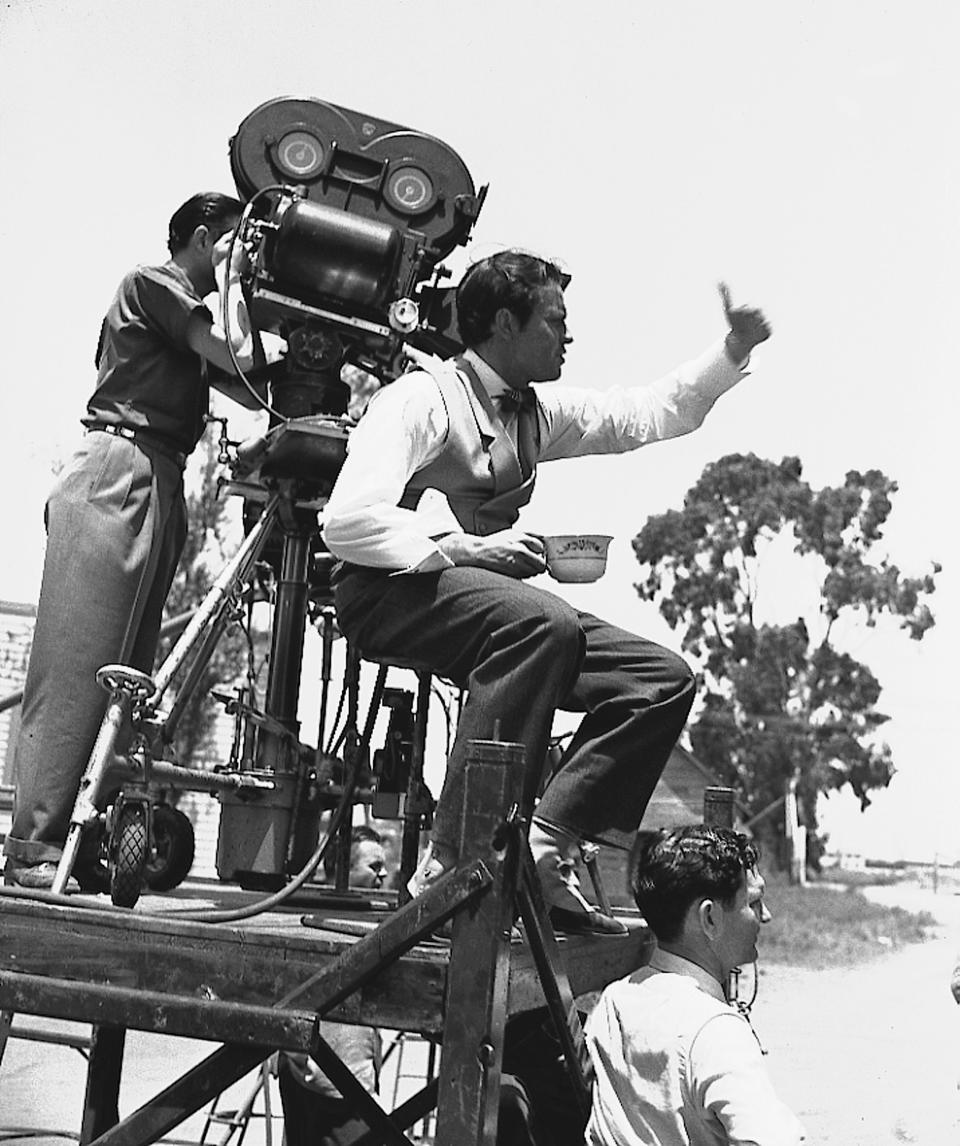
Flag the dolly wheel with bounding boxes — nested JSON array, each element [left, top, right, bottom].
[[111, 804, 148, 908], [145, 805, 195, 892]]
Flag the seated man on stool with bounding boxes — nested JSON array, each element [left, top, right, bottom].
[[321, 250, 770, 934]]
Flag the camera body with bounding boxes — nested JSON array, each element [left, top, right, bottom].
[[230, 96, 485, 415]]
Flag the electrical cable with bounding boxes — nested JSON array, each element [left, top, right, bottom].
[[159, 638, 389, 924], [324, 675, 350, 757], [0, 664, 390, 926], [732, 959, 765, 1054], [1, 716, 360, 927], [220, 187, 291, 422]]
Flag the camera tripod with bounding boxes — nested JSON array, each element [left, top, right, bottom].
[[50, 415, 433, 908]]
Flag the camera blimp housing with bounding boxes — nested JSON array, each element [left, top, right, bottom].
[[230, 96, 485, 419]]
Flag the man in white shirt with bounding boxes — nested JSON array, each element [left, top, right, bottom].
[[321, 251, 770, 934], [585, 825, 805, 1144]]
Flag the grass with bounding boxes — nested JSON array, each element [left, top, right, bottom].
[[758, 871, 939, 967], [594, 850, 940, 968]]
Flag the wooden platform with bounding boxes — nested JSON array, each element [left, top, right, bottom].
[[0, 878, 652, 1051], [0, 744, 665, 1145]]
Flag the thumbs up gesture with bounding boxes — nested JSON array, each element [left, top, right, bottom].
[[719, 281, 771, 363]]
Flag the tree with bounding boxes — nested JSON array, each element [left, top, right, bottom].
[[633, 454, 939, 868]]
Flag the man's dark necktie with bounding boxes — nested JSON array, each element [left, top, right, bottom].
[[495, 388, 536, 415], [495, 388, 539, 479]]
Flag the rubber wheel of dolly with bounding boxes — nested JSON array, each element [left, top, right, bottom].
[[111, 804, 148, 908], [144, 805, 195, 892]]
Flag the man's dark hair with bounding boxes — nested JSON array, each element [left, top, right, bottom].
[[629, 825, 759, 943], [455, 249, 569, 346], [167, 192, 244, 256]]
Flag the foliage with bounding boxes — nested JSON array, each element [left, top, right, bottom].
[[158, 437, 256, 769], [758, 871, 936, 966], [583, 853, 936, 971], [633, 454, 939, 862]]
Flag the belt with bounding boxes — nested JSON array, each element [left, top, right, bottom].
[[86, 422, 187, 469]]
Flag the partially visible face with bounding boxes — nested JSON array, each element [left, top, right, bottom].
[[508, 283, 572, 385], [208, 217, 240, 258], [350, 841, 388, 889], [196, 215, 240, 293], [719, 865, 770, 970]]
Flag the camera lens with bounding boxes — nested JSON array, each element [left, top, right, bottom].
[[386, 166, 434, 214], [277, 131, 325, 178]]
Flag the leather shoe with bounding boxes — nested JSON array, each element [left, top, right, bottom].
[[549, 905, 628, 937], [3, 860, 79, 894], [406, 841, 456, 899], [529, 819, 618, 922], [407, 844, 524, 943]]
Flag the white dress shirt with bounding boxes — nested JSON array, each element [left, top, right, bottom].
[[282, 1021, 381, 1099], [321, 341, 747, 573], [585, 948, 804, 1145]]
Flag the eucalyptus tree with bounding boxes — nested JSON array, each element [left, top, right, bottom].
[[633, 453, 938, 866]]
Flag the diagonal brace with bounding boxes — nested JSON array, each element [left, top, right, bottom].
[[86, 861, 491, 1146]]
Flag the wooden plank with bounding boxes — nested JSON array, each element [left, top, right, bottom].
[[517, 846, 591, 1119], [505, 918, 653, 1012], [0, 972, 317, 1050], [0, 889, 652, 1041], [80, 1025, 125, 1145], [0, 860, 653, 1146], [85, 863, 497, 1146], [0, 892, 449, 1033], [0, 1008, 12, 1065], [434, 741, 524, 1146]]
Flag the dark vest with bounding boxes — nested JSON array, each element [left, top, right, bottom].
[[399, 358, 540, 536]]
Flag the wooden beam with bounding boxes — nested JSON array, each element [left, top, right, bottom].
[[80, 1025, 125, 1144], [83, 863, 493, 1146], [435, 740, 524, 1146]]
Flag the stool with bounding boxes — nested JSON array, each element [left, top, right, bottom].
[[336, 645, 440, 898]]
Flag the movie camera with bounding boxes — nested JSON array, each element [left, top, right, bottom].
[[52, 97, 485, 906], [231, 95, 486, 418]]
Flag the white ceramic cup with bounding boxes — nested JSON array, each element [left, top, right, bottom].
[[542, 534, 613, 582]]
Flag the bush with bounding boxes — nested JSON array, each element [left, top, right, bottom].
[[760, 872, 937, 966]]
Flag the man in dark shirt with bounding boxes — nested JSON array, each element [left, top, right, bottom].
[[3, 192, 268, 890]]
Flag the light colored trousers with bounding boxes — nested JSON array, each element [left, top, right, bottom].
[[4, 431, 186, 865]]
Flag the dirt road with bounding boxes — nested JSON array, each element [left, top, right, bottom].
[[754, 885, 960, 1145]]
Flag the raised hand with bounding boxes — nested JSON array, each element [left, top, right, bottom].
[[719, 281, 771, 361]]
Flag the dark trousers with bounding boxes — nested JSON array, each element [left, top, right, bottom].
[[502, 1008, 588, 1146], [278, 1060, 369, 1146], [279, 1059, 539, 1146], [333, 565, 695, 854], [5, 433, 186, 865]]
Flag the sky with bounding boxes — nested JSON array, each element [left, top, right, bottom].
[[1, 0, 958, 862]]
